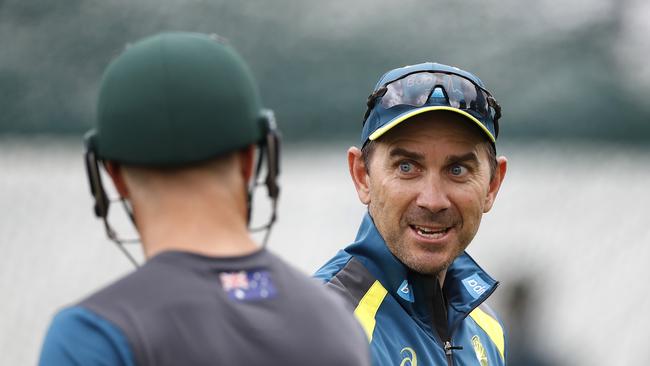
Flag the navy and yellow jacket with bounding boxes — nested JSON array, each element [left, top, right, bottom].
[[315, 214, 507, 366]]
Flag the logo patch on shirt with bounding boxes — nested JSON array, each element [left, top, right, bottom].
[[471, 335, 489, 366], [397, 280, 414, 302], [461, 274, 489, 299], [219, 270, 277, 301], [399, 347, 417, 366]]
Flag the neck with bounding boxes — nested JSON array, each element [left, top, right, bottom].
[[133, 183, 258, 259], [438, 269, 447, 288]]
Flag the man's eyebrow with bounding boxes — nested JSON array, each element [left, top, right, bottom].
[[446, 152, 479, 165], [388, 147, 424, 161]]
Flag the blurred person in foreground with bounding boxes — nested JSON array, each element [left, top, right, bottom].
[[315, 62, 508, 365], [38, 32, 369, 366]]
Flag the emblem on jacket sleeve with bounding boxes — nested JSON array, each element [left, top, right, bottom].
[[471, 335, 489, 366], [399, 347, 417, 366], [219, 270, 277, 301]]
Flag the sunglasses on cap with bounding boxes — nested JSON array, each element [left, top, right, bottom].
[[363, 71, 502, 138]]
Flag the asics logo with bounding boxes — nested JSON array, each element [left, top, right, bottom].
[[399, 347, 417, 366]]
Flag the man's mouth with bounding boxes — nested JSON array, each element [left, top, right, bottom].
[[410, 225, 451, 239]]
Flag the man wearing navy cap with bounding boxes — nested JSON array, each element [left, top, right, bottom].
[[315, 63, 508, 365]]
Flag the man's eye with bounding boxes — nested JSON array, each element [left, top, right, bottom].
[[450, 164, 468, 176], [399, 162, 413, 173]]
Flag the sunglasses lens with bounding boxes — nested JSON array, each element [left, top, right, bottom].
[[379, 72, 492, 120], [382, 73, 436, 109]]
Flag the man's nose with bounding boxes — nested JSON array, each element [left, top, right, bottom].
[[415, 175, 451, 213]]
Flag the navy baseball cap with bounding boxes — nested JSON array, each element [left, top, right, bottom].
[[361, 62, 501, 146]]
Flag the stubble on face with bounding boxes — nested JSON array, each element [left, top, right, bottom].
[[369, 200, 470, 275]]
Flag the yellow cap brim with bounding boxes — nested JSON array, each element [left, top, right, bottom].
[[367, 106, 496, 143]]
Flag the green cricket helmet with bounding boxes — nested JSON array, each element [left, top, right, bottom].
[[88, 32, 267, 166], [84, 32, 280, 262]]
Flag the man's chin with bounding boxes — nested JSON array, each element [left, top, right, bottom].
[[405, 262, 449, 276], [398, 248, 453, 276], [385, 236, 461, 275]]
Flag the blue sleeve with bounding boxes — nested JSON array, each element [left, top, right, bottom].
[[38, 306, 135, 366]]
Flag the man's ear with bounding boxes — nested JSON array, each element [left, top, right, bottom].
[[104, 161, 130, 199], [348, 147, 371, 204], [238, 145, 256, 183], [483, 156, 507, 213]]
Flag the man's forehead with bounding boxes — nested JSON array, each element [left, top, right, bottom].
[[380, 139, 482, 164], [367, 115, 491, 166]]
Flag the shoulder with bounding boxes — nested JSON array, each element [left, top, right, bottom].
[[79, 253, 198, 312], [314, 251, 384, 311], [265, 250, 357, 310], [263, 250, 364, 324], [259, 251, 372, 365], [313, 249, 353, 282], [39, 306, 135, 366]]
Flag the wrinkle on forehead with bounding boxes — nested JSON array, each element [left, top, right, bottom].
[[377, 122, 485, 168]]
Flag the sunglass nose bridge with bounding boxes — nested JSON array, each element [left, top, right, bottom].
[[429, 86, 447, 100]]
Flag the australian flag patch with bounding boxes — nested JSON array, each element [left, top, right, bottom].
[[219, 270, 277, 301]]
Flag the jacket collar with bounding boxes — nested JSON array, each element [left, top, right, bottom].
[[345, 213, 499, 330]]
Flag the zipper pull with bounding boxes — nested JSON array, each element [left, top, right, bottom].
[[444, 341, 463, 355]]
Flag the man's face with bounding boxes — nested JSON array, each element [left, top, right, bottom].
[[349, 112, 506, 275]]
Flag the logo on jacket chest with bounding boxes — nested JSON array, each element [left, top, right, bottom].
[[399, 347, 417, 366], [471, 335, 489, 366]]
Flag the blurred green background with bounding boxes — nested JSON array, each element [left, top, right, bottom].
[[2, 1, 650, 365], [2, 0, 649, 142]]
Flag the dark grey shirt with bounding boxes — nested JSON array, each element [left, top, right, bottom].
[[78, 249, 370, 365]]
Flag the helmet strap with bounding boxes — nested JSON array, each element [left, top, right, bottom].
[[84, 137, 140, 267], [247, 109, 281, 247]]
